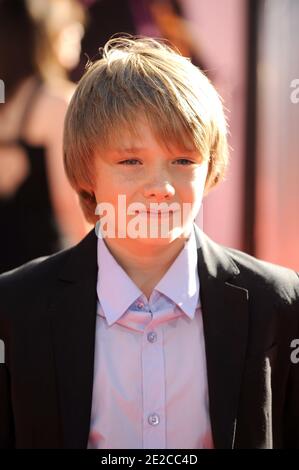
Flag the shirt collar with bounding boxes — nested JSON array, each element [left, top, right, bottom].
[[155, 225, 200, 319], [97, 224, 200, 325]]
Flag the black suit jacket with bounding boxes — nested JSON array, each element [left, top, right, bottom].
[[0, 225, 299, 449]]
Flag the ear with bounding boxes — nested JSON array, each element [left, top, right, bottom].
[[80, 190, 96, 201]]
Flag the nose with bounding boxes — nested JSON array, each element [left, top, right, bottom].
[[143, 179, 175, 201]]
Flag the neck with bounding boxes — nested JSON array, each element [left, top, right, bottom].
[[103, 234, 189, 300]]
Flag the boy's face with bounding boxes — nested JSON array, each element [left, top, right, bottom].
[[93, 118, 208, 246]]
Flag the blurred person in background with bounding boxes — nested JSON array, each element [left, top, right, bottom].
[[148, 0, 208, 72], [73, 0, 209, 80], [0, 0, 88, 274]]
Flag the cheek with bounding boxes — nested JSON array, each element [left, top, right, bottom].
[[179, 165, 208, 201], [94, 174, 136, 203], [192, 163, 209, 196], [176, 169, 208, 217], [190, 179, 206, 201]]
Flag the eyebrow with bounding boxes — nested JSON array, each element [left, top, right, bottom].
[[116, 147, 147, 154], [116, 147, 196, 155]]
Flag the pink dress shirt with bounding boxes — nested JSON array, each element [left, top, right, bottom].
[[88, 224, 213, 449]]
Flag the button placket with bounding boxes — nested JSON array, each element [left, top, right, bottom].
[[147, 331, 157, 343], [148, 413, 160, 426], [142, 324, 165, 447]]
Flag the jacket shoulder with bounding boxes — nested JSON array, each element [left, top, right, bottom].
[[0, 228, 97, 292], [0, 247, 72, 291], [224, 245, 299, 305], [0, 228, 97, 315], [0, 248, 75, 324]]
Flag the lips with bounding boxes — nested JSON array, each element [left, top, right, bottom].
[[135, 209, 176, 215]]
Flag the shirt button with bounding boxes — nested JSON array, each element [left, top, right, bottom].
[[148, 413, 160, 426], [136, 301, 144, 310], [147, 331, 157, 343]]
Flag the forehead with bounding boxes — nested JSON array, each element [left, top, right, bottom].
[[102, 115, 197, 155]]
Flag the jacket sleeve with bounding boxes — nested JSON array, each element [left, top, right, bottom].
[[0, 362, 15, 448], [0, 272, 16, 448], [283, 272, 299, 448]]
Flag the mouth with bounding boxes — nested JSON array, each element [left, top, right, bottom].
[[135, 209, 176, 216]]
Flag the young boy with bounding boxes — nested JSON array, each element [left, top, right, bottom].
[[0, 36, 298, 450]]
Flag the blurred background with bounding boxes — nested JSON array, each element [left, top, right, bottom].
[[0, 0, 298, 272]]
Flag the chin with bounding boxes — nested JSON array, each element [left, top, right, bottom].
[[128, 227, 187, 245]]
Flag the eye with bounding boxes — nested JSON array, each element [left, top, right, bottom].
[[118, 159, 142, 165], [173, 158, 194, 165]]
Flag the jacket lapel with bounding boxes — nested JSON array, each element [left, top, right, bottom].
[[194, 225, 249, 449], [48, 229, 98, 449]]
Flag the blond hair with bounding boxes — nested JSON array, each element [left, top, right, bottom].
[[63, 36, 229, 224]]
